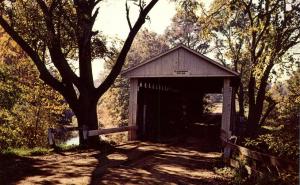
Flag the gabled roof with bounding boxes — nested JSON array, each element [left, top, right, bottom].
[[121, 44, 239, 78]]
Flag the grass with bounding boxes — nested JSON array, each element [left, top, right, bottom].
[[0, 144, 82, 157], [1, 139, 115, 157], [55, 144, 81, 152], [1, 147, 52, 157]]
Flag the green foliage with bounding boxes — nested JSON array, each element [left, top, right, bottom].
[[206, 0, 300, 128], [54, 144, 82, 152], [166, 0, 212, 54], [246, 69, 300, 159], [0, 0, 77, 59], [0, 30, 68, 149], [280, 69, 300, 123], [232, 170, 294, 185], [216, 165, 296, 185], [243, 125, 299, 159], [236, 69, 300, 184], [214, 166, 236, 178]]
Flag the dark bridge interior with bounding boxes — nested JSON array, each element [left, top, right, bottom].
[[136, 77, 224, 147]]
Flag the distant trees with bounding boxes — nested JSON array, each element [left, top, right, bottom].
[[273, 69, 300, 125], [0, 0, 158, 145], [165, 1, 213, 54]]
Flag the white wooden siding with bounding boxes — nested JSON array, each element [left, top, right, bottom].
[[123, 47, 236, 78]]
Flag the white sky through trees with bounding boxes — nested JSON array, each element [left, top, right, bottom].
[[95, 0, 176, 39]]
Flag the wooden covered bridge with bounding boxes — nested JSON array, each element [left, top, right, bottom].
[[45, 46, 297, 184], [122, 45, 239, 142]]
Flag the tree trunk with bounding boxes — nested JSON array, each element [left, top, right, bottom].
[[76, 96, 99, 147], [238, 83, 245, 117], [247, 72, 259, 135], [247, 62, 274, 135]]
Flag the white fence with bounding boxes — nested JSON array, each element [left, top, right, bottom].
[[48, 125, 137, 146]]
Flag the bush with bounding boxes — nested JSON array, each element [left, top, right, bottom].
[[243, 125, 299, 159]]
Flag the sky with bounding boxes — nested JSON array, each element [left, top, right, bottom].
[[91, 1, 177, 79], [95, 0, 176, 39]]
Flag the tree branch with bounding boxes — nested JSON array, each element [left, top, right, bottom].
[[125, 1, 133, 30], [0, 16, 64, 93], [96, 0, 158, 99], [36, 0, 80, 87], [93, 0, 103, 7], [259, 97, 277, 126], [91, 7, 99, 25]]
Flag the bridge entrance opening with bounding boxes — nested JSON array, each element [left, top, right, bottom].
[[136, 77, 223, 144]]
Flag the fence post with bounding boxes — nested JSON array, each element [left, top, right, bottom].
[[83, 125, 88, 141], [48, 128, 55, 147]]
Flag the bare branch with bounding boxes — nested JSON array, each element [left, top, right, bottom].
[[91, 7, 99, 25], [93, 0, 102, 7], [96, 0, 158, 99], [36, 0, 80, 87], [125, 1, 132, 30]]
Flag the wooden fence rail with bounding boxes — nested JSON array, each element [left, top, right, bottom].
[[221, 137, 298, 175], [48, 125, 137, 146]]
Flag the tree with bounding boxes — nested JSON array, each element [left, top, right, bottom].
[[165, 0, 214, 54], [203, 0, 248, 118], [0, 29, 67, 149], [243, 70, 300, 161], [207, 0, 300, 134], [0, 0, 158, 145]]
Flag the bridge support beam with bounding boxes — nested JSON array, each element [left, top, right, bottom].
[[221, 78, 235, 140], [128, 78, 138, 140]]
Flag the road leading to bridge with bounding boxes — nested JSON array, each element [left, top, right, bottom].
[[3, 135, 229, 185], [91, 136, 230, 185]]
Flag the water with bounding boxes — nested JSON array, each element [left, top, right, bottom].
[[65, 136, 79, 145], [65, 135, 108, 145]]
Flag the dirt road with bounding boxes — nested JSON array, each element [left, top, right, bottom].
[[1, 136, 230, 185]]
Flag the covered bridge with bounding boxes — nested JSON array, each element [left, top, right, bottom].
[[121, 45, 239, 143]]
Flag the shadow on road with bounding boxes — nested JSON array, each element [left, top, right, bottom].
[[0, 154, 54, 185], [89, 130, 228, 185]]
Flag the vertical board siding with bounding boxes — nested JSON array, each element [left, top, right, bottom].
[[124, 48, 233, 77]]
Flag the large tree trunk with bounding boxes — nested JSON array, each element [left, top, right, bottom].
[[247, 73, 258, 134], [76, 96, 99, 146], [247, 63, 274, 135], [247, 107, 260, 135]]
